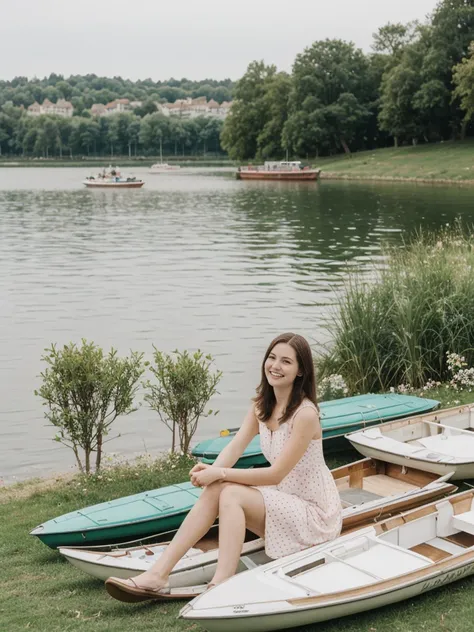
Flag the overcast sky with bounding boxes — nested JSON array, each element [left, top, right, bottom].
[[0, 0, 439, 82]]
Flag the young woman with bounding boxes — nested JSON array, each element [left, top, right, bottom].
[[105, 332, 342, 602]]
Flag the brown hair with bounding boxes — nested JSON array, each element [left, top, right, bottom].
[[254, 332, 318, 424]]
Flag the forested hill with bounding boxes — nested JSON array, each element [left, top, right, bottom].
[[0, 75, 234, 112]]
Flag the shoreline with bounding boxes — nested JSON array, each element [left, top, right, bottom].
[[320, 172, 474, 185]]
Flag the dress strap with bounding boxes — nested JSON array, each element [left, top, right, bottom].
[[290, 400, 319, 423]]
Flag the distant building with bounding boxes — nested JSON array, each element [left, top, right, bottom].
[[27, 98, 74, 117], [90, 99, 143, 116], [161, 97, 232, 119]]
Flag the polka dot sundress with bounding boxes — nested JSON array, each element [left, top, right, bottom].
[[253, 399, 342, 559]]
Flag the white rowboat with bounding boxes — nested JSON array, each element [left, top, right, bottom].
[[59, 457, 455, 591], [347, 405, 474, 479], [180, 490, 474, 631]]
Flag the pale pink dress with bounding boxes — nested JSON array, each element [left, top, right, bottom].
[[254, 400, 342, 559]]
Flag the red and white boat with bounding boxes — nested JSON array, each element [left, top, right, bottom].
[[237, 161, 320, 181], [83, 166, 145, 188]]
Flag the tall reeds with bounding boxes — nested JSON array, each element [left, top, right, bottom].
[[319, 226, 474, 393]]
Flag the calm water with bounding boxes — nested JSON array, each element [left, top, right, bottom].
[[1, 167, 474, 483]]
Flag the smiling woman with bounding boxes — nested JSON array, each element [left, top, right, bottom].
[[104, 332, 342, 603]]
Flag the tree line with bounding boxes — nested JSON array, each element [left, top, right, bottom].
[[0, 108, 224, 158], [221, 0, 474, 160]]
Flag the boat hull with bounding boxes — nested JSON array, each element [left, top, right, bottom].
[[183, 556, 474, 632], [30, 482, 203, 549], [347, 404, 474, 480], [347, 442, 474, 480], [83, 181, 144, 188], [237, 170, 319, 181]]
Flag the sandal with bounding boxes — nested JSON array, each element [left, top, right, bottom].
[[105, 576, 184, 603]]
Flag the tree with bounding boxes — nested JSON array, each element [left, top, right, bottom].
[[285, 39, 375, 156], [221, 61, 277, 160], [372, 21, 418, 55], [145, 349, 222, 454], [453, 42, 474, 128], [36, 341, 144, 474], [257, 72, 292, 159]]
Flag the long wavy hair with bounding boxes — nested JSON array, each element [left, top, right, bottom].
[[254, 332, 318, 424]]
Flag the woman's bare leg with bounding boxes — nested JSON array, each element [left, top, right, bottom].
[[129, 481, 226, 589], [210, 484, 265, 585]]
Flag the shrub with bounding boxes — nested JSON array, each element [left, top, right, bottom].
[[319, 374, 350, 401], [35, 340, 144, 473], [320, 226, 474, 392], [144, 349, 222, 453]]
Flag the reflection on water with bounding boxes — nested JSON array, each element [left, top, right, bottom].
[[1, 167, 473, 482]]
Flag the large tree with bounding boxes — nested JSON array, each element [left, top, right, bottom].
[[220, 61, 278, 160], [284, 39, 374, 156]]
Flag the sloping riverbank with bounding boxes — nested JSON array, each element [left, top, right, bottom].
[[318, 140, 474, 184]]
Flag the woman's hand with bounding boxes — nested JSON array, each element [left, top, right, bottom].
[[191, 465, 224, 487]]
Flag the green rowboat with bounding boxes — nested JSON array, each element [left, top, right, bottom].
[[30, 482, 203, 549]]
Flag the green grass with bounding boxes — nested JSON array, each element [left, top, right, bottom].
[[317, 139, 474, 182], [2, 403, 474, 632]]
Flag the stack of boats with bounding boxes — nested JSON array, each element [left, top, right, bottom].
[[29, 396, 474, 632]]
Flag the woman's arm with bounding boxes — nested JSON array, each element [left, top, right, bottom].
[[193, 405, 259, 470], [193, 407, 320, 488]]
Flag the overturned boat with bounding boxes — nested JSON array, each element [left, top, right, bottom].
[[180, 490, 474, 631]]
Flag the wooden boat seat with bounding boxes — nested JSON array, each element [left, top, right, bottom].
[[362, 475, 418, 496], [410, 543, 452, 562], [452, 510, 474, 536]]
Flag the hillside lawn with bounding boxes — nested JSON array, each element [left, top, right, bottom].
[[318, 139, 474, 183]]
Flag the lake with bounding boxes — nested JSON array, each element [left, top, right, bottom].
[[1, 166, 473, 483]]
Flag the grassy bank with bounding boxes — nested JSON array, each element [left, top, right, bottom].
[[317, 139, 474, 183], [2, 390, 474, 632]]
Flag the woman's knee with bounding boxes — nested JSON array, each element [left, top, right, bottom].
[[200, 480, 231, 502], [218, 483, 245, 509]]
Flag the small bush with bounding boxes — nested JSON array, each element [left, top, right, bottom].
[[144, 348, 222, 453], [36, 340, 144, 473]]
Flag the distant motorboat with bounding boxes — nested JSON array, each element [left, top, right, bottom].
[[237, 161, 321, 181], [149, 162, 181, 173], [83, 166, 145, 188]]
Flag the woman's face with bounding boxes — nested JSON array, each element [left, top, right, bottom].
[[264, 342, 300, 389]]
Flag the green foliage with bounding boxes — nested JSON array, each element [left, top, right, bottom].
[[35, 340, 144, 474], [319, 226, 474, 393], [453, 42, 474, 123], [144, 349, 222, 454], [221, 61, 282, 160], [284, 40, 376, 156]]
